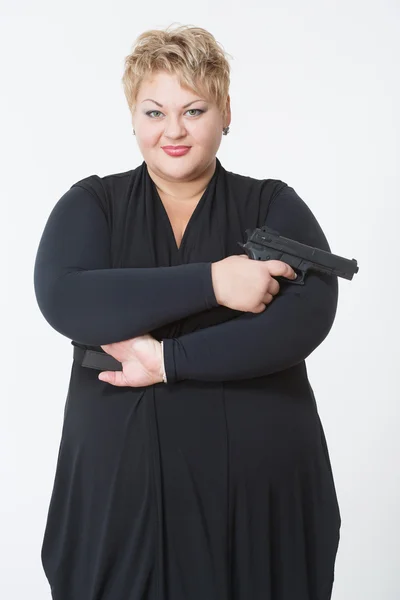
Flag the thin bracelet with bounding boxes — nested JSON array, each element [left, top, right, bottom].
[[160, 341, 168, 383]]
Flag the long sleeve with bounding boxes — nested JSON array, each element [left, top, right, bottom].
[[33, 186, 218, 346], [162, 186, 339, 382]]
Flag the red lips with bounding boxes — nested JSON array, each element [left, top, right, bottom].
[[162, 146, 191, 156]]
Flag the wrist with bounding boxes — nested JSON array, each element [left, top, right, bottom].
[[211, 261, 222, 305], [159, 340, 167, 383]]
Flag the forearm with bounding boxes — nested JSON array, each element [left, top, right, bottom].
[[35, 263, 218, 346], [162, 272, 338, 382], [33, 185, 218, 346]]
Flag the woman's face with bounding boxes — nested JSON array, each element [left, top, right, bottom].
[[132, 71, 230, 182]]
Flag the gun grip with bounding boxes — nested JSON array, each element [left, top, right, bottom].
[[237, 242, 260, 260]]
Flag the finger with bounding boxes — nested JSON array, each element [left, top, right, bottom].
[[100, 343, 128, 363], [262, 292, 274, 305], [98, 370, 127, 386], [264, 260, 297, 279], [267, 278, 280, 296], [251, 303, 267, 313]]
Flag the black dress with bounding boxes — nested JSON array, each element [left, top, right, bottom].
[[34, 157, 341, 600]]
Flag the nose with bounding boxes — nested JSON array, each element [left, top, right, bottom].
[[163, 116, 187, 140]]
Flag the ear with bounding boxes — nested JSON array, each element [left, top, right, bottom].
[[224, 95, 232, 127]]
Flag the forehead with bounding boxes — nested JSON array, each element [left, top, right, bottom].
[[137, 71, 206, 102]]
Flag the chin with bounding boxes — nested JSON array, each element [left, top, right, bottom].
[[155, 157, 201, 178]]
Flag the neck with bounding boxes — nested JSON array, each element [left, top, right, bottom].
[[147, 158, 216, 202]]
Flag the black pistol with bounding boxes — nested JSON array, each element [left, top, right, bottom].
[[237, 226, 359, 285]]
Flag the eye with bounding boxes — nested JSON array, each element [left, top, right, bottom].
[[146, 110, 163, 118], [185, 109, 204, 117], [145, 108, 204, 118]]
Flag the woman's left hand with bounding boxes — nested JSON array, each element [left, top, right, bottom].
[[98, 334, 164, 387]]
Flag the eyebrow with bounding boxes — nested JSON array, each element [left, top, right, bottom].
[[141, 99, 205, 108]]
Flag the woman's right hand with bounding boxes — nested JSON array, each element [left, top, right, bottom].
[[211, 254, 297, 313]]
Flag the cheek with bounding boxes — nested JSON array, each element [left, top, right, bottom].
[[197, 129, 221, 149], [139, 130, 160, 149], [190, 119, 222, 146]]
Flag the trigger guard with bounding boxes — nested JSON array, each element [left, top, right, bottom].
[[276, 270, 306, 285], [289, 270, 306, 285]]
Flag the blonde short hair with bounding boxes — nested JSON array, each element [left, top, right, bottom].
[[121, 24, 232, 120]]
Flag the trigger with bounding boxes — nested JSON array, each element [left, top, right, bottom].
[[275, 271, 305, 285], [289, 271, 305, 285]]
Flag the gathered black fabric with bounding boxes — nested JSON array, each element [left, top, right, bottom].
[[34, 157, 341, 600]]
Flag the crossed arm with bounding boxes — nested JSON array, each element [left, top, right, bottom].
[[162, 186, 339, 382], [34, 184, 337, 382]]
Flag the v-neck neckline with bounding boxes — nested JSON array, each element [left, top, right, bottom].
[[147, 160, 220, 254], [157, 198, 200, 252]]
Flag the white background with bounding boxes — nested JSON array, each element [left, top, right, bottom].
[[1, 1, 399, 599]]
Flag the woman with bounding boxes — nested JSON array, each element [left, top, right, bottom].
[[34, 24, 341, 600]]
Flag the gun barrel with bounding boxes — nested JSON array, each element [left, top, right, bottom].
[[248, 226, 359, 278]]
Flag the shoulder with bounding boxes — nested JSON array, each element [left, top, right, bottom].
[[70, 165, 138, 199], [68, 163, 144, 215], [266, 183, 318, 226], [265, 184, 330, 249], [220, 160, 327, 248], [223, 163, 288, 201]]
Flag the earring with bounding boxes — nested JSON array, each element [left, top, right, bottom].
[[223, 126, 230, 135], [132, 128, 136, 136]]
